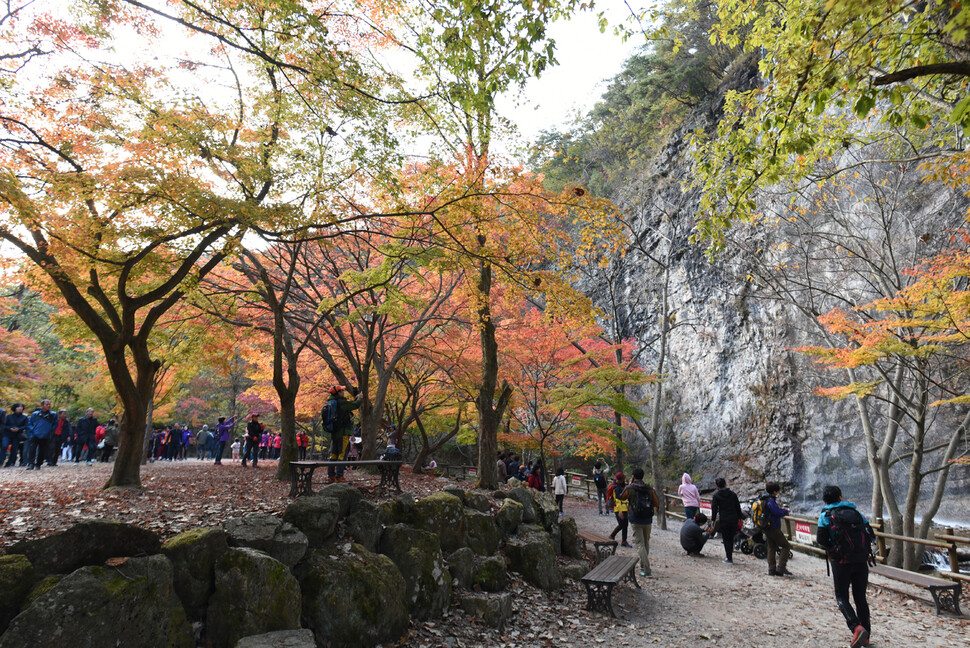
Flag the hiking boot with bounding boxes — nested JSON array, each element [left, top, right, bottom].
[[334, 476, 347, 483], [779, 567, 793, 576], [767, 569, 777, 576], [850, 625, 869, 648]]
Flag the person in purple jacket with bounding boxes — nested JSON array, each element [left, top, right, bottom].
[[765, 481, 792, 576], [213, 415, 236, 465]]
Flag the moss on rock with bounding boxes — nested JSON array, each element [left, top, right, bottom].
[[472, 555, 507, 592], [161, 527, 228, 620], [413, 492, 466, 552], [378, 525, 451, 620], [0, 554, 34, 632]]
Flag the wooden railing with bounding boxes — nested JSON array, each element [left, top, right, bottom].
[[661, 488, 970, 584]]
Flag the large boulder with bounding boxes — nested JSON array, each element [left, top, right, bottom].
[[299, 545, 408, 648], [549, 522, 562, 555], [558, 517, 583, 559], [206, 548, 301, 648], [345, 500, 382, 552], [442, 485, 465, 502], [0, 554, 34, 632], [459, 592, 513, 630], [314, 483, 362, 517], [464, 509, 500, 556], [464, 490, 491, 513], [446, 547, 475, 589], [504, 529, 562, 591], [505, 487, 537, 523], [225, 514, 308, 568], [161, 527, 228, 620], [7, 519, 160, 576], [472, 555, 507, 592], [0, 555, 191, 648], [378, 493, 416, 526], [494, 498, 524, 536], [235, 629, 316, 648], [413, 492, 466, 552], [282, 496, 340, 548], [561, 560, 591, 581], [378, 525, 451, 620], [536, 494, 560, 530]]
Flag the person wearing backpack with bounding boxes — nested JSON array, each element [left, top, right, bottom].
[[321, 385, 361, 483], [620, 467, 660, 577], [764, 482, 792, 576], [607, 472, 630, 547], [817, 485, 874, 648], [592, 460, 610, 515], [710, 477, 745, 564]]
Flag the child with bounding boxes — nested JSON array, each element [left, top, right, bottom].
[[553, 467, 567, 514], [230, 438, 240, 462]]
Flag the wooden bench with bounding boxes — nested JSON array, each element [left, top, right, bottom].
[[580, 554, 640, 617], [577, 529, 618, 564], [871, 564, 963, 615], [290, 460, 402, 497]]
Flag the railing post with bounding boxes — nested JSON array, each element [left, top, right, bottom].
[[945, 527, 959, 573], [875, 517, 887, 561], [784, 517, 793, 540]]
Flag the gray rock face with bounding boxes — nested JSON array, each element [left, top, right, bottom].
[[504, 529, 562, 591], [494, 498, 524, 536], [558, 517, 583, 559], [413, 492, 466, 552], [459, 592, 513, 630], [464, 509, 500, 555], [235, 629, 316, 648], [161, 527, 228, 620], [561, 560, 591, 581], [314, 483, 362, 517], [472, 555, 507, 592], [206, 548, 301, 648], [505, 487, 537, 523], [0, 554, 34, 632], [7, 519, 160, 576], [299, 545, 408, 648], [548, 522, 562, 555], [345, 500, 382, 552], [464, 491, 492, 513], [282, 496, 340, 548], [442, 485, 465, 502], [225, 514, 308, 568], [378, 525, 451, 620], [0, 555, 191, 648], [379, 493, 416, 526], [536, 495, 560, 530], [446, 547, 475, 589]]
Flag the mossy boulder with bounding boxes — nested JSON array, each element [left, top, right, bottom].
[[413, 492, 466, 552], [0, 554, 34, 632], [378, 525, 451, 620], [161, 527, 228, 620], [472, 555, 507, 592], [442, 485, 465, 502], [558, 517, 583, 559], [0, 555, 191, 648], [536, 494, 560, 530], [314, 483, 362, 518], [345, 500, 382, 552], [299, 545, 408, 648], [22, 575, 61, 609], [464, 509, 500, 556], [491, 490, 507, 500], [505, 487, 537, 523], [225, 514, 308, 568], [549, 522, 562, 555], [7, 519, 160, 577], [504, 529, 562, 591], [494, 498, 524, 536], [459, 592, 513, 630], [446, 547, 474, 589], [378, 493, 416, 526], [206, 548, 301, 648], [560, 560, 591, 581], [235, 629, 316, 648], [464, 490, 491, 513], [282, 496, 340, 548]]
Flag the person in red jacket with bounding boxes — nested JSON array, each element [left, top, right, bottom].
[[296, 431, 309, 460]]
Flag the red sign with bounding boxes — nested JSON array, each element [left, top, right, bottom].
[[699, 501, 712, 516], [795, 521, 813, 544]]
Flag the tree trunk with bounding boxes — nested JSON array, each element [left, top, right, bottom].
[[474, 258, 511, 490], [103, 343, 156, 490]]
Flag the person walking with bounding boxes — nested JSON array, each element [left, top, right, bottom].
[[74, 408, 98, 465], [100, 419, 119, 461], [620, 467, 660, 577], [213, 415, 237, 465], [764, 482, 792, 576], [496, 452, 507, 483], [322, 385, 361, 483], [710, 477, 745, 564], [553, 467, 567, 515], [0, 403, 25, 468], [242, 414, 262, 468], [48, 409, 71, 466], [25, 399, 57, 470], [592, 460, 609, 515], [678, 473, 701, 520], [297, 430, 309, 461], [608, 472, 630, 548], [817, 485, 874, 648]]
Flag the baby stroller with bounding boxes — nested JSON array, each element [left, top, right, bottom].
[[736, 518, 768, 559]]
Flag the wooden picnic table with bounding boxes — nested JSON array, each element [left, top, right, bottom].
[[290, 459, 402, 496]]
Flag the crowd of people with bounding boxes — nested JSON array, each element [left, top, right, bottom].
[[0, 401, 119, 469]]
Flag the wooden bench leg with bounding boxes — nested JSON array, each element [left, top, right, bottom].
[[582, 581, 617, 617], [929, 585, 962, 616]]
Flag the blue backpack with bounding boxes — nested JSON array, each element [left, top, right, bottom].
[[321, 399, 346, 436]]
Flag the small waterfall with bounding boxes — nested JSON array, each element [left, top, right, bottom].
[[921, 550, 952, 572]]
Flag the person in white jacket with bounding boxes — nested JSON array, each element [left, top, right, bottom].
[[553, 468, 568, 514]]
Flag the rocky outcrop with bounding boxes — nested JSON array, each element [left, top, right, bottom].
[[505, 487, 537, 523], [494, 498, 524, 536], [472, 555, 507, 592], [446, 547, 475, 589], [413, 492, 466, 552], [206, 548, 301, 648], [224, 514, 308, 568], [345, 500, 382, 552], [378, 525, 451, 620], [0, 555, 191, 648], [464, 491, 492, 512], [161, 527, 228, 620], [464, 509, 500, 555], [298, 545, 408, 648], [460, 592, 513, 630], [0, 555, 33, 632], [235, 629, 316, 648], [504, 527, 562, 591], [314, 483, 362, 517], [558, 517, 583, 559], [282, 496, 340, 548], [6, 519, 160, 576]]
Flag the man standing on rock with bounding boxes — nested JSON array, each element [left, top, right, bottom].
[[764, 482, 792, 576], [817, 485, 874, 648], [322, 385, 361, 483], [620, 467, 660, 577]]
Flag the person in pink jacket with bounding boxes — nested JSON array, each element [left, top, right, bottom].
[[678, 473, 701, 520]]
